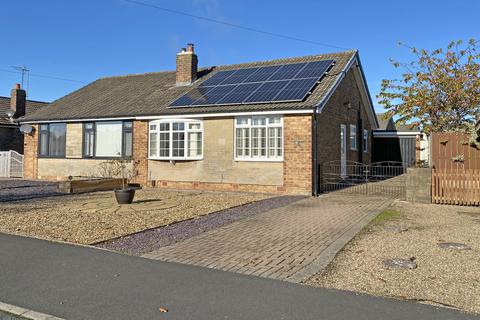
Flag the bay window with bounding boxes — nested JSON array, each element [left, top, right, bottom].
[[235, 116, 283, 161], [149, 120, 203, 160], [82, 121, 133, 158], [38, 123, 66, 157]]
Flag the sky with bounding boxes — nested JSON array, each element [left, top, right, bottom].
[[1, 0, 479, 113]]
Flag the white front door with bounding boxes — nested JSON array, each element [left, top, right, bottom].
[[340, 125, 346, 178]]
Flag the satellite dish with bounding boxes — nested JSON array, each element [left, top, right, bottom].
[[5, 110, 14, 118], [19, 124, 33, 134]]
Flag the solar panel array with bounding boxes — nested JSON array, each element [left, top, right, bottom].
[[169, 59, 335, 108]]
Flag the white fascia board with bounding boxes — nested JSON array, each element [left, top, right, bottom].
[[21, 110, 313, 124], [20, 116, 136, 124], [373, 131, 421, 137], [136, 109, 313, 120]]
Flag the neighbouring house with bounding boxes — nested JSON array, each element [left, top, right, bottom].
[[373, 113, 426, 167], [19, 44, 378, 195], [0, 84, 48, 153]]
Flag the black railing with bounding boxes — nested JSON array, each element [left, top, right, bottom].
[[319, 161, 407, 198]]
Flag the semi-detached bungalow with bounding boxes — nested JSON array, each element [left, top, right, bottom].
[[20, 44, 379, 195]]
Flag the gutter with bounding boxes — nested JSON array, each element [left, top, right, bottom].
[[312, 51, 357, 196]]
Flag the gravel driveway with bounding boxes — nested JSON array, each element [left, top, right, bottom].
[[306, 201, 480, 315], [0, 179, 61, 202], [0, 189, 270, 244]]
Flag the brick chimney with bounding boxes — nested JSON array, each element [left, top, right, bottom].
[[176, 43, 198, 86], [10, 83, 26, 118]]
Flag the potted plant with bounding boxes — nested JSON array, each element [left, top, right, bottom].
[[97, 157, 141, 204]]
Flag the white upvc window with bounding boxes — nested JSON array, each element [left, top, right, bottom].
[[363, 129, 368, 153], [148, 119, 203, 160], [349, 124, 357, 151], [235, 115, 283, 161]]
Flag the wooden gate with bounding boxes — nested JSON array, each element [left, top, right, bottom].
[[432, 169, 480, 205]]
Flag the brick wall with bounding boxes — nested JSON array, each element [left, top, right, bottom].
[[23, 124, 38, 179], [133, 120, 148, 184], [283, 115, 313, 194], [176, 52, 198, 85], [316, 68, 373, 166], [65, 123, 82, 158]]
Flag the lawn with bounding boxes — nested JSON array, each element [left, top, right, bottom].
[[306, 201, 480, 314], [0, 189, 270, 245]]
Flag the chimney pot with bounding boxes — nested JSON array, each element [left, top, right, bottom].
[[186, 43, 194, 53], [15, 83, 21, 89]]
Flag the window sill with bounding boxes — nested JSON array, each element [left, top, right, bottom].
[[37, 155, 66, 159], [234, 158, 284, 162], [148, 157, 204, 161]]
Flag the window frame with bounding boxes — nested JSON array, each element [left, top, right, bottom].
[[349, 124, 357, 151], [234, 115, 284, 162], [82, 120, 133, 159], [148, 119, 204, 160], [37, 123, 67, 158], [363, 129, 368, 153]]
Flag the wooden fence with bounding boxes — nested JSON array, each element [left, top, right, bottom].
[[432, 169, 480, 205], [431, 132, 480, 170]]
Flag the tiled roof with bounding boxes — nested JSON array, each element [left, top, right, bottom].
[[21, 50, 357, 122], [0, 97, 48, 126], [376, 113, 419, 133]]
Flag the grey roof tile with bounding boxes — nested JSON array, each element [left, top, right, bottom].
[[0, 96, 48, 126], [21, 50, 357, 122]]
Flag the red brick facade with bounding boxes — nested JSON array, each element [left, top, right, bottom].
[[23, 124, 38, 179], [282, 115, 312, 194], [132, 120, 148, 184], [315, 69, 373, 166]]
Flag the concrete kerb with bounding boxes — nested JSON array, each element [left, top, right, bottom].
[[0, 301, 64, 320], [287, 199, 392, 283]]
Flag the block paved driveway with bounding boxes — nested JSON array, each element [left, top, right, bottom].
[[144, 193, 393, 282]]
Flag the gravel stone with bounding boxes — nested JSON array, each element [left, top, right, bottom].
[[437, 242, 472, 250], [0, 189, 271, 244], [383, 258, 417, 269], [383, 224, 409, 233], [306, 201, 480, 314]]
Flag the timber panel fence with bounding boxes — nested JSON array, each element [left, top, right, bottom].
[[432, 169, 480, 206]]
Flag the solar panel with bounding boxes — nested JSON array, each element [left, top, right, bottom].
[[295, 60, 333, 79], [191, 84, 237, 106], [273, 78, 319, 102], [219, 68, 259, 85], [169, 59, 335, 108], [216, 83, 262, 105], [242, 65, 282, 83], [169, 87, 212, 107], [243, 80, 290, 103], [268, 62, 307, 81], [199, 70, 238, 86]]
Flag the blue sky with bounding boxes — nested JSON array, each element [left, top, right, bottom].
[[1, 0, 479, 113]]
